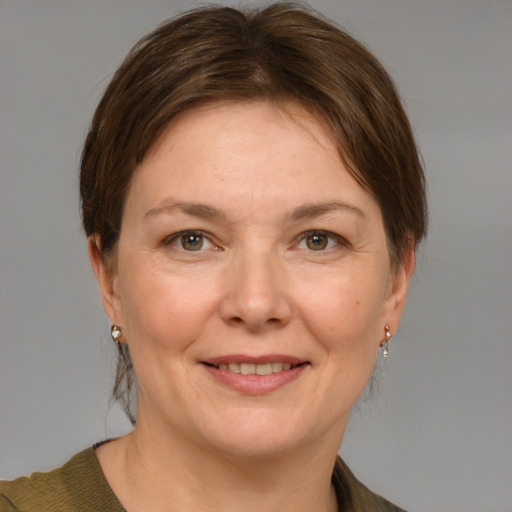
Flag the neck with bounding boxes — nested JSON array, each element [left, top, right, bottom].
[[98, 419, 342, 512]]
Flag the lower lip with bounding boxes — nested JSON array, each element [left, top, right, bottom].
[[202, 364, 308, 395]]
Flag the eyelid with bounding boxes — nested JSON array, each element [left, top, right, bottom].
[[162, 229, 347, 252], [162, 229, 219, 250], [295, 230, 348, 250]]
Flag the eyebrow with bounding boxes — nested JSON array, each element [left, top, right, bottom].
[[287, 201, 366, 221], [144, 200, 227, 220], [143, 199, 365, 222]]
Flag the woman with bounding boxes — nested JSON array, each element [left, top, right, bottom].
[[0, 3, 426, 511]]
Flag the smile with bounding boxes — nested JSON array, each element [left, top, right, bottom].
[[201, 356, 309, 394], [211, 362, 298, 375]]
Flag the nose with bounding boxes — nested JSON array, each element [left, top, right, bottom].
[[219, 249, 293, 332]]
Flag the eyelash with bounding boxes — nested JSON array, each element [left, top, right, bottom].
[[162, 230, 218, 252], [296, 230, 348, 252], [163, 229, 347, 253]]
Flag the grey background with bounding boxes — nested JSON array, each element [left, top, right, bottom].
[[1, 1, 511, 511]]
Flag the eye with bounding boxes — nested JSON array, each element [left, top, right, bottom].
[[181, 233, 204, 251], [297, 231, 344, 251], [305, 233, 328, 250], [164, 230, 216, 252]]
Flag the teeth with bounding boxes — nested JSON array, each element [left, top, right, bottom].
[[256, 363, 272, 376], [240, 363, 256, 374], [228, 362, 241, 373], [271, 362, 282, 372], [216, 362, 297, 375]]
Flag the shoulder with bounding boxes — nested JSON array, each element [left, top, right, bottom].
[[0, 447, 123, 512], [333, 456, 407, 512], [0, 476, 37, 512]]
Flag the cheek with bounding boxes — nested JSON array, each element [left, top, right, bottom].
[[118, 265, 220, 352], [297, 269, 387, 352]]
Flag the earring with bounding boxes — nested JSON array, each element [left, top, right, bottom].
[[380, 325, 392, 358], [111, 325, 122, 345]]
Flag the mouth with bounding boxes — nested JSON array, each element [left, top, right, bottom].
[[200, 356, 309, 394], [204, 361, 304, 375], [200, 354, 311, 395]]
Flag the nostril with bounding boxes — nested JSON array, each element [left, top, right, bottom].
[[225, 315, 283, 330], [219, 287, 293, 329]]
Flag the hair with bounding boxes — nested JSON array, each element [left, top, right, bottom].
[[80, 2, 427, 423]]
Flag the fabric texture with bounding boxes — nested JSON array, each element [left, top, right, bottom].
[[0, 447, 406, 511], [0, 448, 122, 512]]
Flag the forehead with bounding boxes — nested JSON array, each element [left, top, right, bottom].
[[125, 100, 381, 223], [145, 100, 339, 164]]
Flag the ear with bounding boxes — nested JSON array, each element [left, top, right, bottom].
[[381, 244, 416, 334], [87, 235, 123, 326]]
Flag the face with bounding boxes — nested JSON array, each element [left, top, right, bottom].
[[92, 101, 412, 459]]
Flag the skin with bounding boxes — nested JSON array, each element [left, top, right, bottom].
[[89, 101, 414, 512]]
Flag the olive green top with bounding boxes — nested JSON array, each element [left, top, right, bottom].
[[0, 447, 406, 511]]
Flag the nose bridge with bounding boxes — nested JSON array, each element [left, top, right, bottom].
[[220, 242, 291, 330]]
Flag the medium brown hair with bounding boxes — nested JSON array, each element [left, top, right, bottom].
[[80, 2, 427, 423]]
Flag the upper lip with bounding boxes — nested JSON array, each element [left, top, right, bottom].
[[201, 354, 308, 366]]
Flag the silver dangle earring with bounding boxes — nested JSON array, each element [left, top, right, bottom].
[[111, 325, 122, 345], [380, 325, 392, 358]]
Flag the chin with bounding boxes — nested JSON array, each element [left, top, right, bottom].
[[206, 432, 301, 460], [193, 407, 325, 460]]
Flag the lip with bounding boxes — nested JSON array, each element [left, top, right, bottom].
[[200, 354, 310, 395], [203, 354, 305, 366]]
